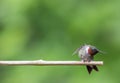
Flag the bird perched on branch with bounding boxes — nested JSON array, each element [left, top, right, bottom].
[[73, 44, 102, 74]]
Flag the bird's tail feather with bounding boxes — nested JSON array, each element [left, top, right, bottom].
[[86, 65, 99, 74]]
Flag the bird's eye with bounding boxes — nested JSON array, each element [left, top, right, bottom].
[[92, 48, 98, 54]]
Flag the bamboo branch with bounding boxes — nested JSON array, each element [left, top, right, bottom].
[[0, 60, 103, 66]]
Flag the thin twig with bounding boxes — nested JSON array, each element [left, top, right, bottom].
[[0, 60, 103, 66]]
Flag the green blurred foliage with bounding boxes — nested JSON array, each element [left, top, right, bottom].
[[0, 0, 120, 83]]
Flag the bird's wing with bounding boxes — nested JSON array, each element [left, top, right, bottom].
[[72, 48, 79, 56], [72, 46, 83, 56]]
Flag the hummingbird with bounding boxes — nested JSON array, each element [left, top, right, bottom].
[[73, 44, 102, 74]]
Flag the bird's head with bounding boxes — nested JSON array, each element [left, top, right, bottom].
[[86, 45, 99, 56]]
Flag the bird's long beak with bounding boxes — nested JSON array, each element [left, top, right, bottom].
[[99, 50, 106, 54]]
